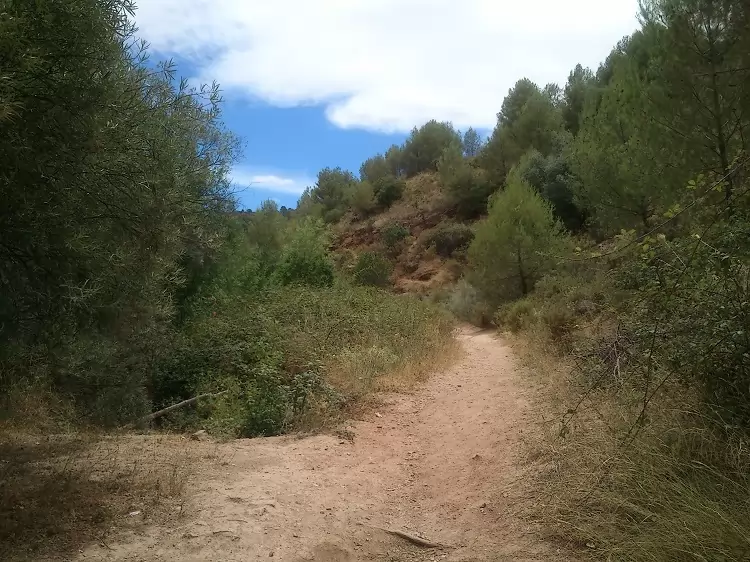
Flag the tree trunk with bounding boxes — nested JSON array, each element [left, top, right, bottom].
[[517, 247, 528, 296], [710, 70, 733, 199], [706, 18, 733, 199]]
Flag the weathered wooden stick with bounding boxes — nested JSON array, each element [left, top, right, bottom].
[[374, 526, 445, 549], [130, 390, 229, 427]]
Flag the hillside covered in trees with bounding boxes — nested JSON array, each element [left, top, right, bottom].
[[2, 0, 750, 560]]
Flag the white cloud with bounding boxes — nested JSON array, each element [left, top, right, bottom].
[[230, 168, 313, 194], [135, 0, 640, 132]]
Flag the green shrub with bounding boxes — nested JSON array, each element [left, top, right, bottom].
[[401, 120, 462, 177], [198, 365, 288, 437], [322, 207, 346, 224], [272, 217, 335, 287], [618, 221, 750, 424], [489, 267, 609, 350], [198, 363, 334, 438], [274, 251, 334, 287], [154, 295, 280, 407], [157, 292, 342, 437], [525, 201, 750, 561], [381, 222, 410, 249], [348, 181, 376, 217], [162, 282, 455, 436], [260, 284, 455, 404], [262, 284, 452, 367], [373, 175, 405, 208], [240, 365, 289, 436], [352, 252, 393, 287], [438, 142, 495, 219], [426, 223, 475, 258], [359, 154, 390, 184], [495, 299, 535, 332], [447, 167, 496, 219], [305, 167, 357, 224]]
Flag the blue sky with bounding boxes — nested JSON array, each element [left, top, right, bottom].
[[221, 97, 406, 210], [135, 0, 640, 211]]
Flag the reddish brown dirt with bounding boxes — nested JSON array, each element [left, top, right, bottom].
[[75, 328, 572, 561]]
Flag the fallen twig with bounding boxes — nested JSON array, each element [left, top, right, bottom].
[[373, 526, 445, 549]]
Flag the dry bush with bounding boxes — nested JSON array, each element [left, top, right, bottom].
[[512, 334, 750, 562], [443, 280, 494, 326], [397, 172, 448, 211], [0, 382, 77, 435], [0, 429, 203, 561], [494, 270, 616, 354]]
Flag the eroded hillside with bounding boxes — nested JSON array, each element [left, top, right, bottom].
[[331, 172, 473, 295]]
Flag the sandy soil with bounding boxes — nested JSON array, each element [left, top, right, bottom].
[[76, 328, 572, 561]]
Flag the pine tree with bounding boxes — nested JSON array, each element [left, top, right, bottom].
[[468, 169, 567, 303]]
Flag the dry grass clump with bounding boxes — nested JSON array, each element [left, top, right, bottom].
[[327, 322, 461, 398], [0, 428, 205, 561]]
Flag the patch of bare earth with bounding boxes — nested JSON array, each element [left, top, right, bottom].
[[74, 328, 575, 561]]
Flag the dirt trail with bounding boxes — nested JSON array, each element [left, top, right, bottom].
[[78, 328, 570, 561]]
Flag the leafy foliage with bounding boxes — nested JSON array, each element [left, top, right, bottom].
[[439, 141, 495, 218], [617, 206, 750, 423], [0, 0, 237, 423], [425, 223, 475, 258], [348, 181, 376, 218], [360, 154, 390, 184], [462, 127, 483, 157], [570, 53, 686, 235], [641, 0, 750, 199], [309, 167, 359, 223], [352, 252, 393, 287], [384, 144, 405, 177], [517, 148, 586, 232], [373, 175, 405, 209], [400, 120, 463, 177], [381, 223, 410, 249], [444, 280, 492, 326], [480, 79, 566, 185], [561, 64, 595, 135], [273, 218, 334, 288]]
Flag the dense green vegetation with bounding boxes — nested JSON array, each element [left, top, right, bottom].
[[0, 0, 453, 437], [299, 0, 750, 559], [479, 2, 750, 559]]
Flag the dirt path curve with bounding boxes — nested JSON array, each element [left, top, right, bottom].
[[80, 327, 570, 561]]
